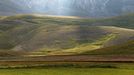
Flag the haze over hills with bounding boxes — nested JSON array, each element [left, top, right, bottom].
[[0, 0, 134, 17], [0, 14, 134, 56]]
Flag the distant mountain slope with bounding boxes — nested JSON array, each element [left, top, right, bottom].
[[0, 14, 133, 56], [91, 14, 134, 29]]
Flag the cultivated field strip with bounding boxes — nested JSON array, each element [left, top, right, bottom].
[[1, 55, 134, 62]]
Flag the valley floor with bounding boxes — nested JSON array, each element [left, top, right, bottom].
[[0, 55, 134, 68], [0, 55, 134, 75]]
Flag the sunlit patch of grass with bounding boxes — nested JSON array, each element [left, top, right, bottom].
[[92, 34, 116, 46]]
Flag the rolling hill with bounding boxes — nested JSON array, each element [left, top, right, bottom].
[[0, 14, 133, 56]]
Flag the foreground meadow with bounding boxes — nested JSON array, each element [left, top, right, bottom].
[[0, 68, 134, 75]]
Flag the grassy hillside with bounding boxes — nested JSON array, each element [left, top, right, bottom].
[[0, 14, 133, 56], [83, 40, 134, 55]]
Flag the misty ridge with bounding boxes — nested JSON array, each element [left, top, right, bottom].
[[0, 0, 134, 17]]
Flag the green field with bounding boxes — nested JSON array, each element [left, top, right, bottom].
[[0, 63, 134, 75], [0, 68, 134, 75]]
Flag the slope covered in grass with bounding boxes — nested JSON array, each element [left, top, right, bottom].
[[0, 14, 133, 56], [83, 40, 134, 55]]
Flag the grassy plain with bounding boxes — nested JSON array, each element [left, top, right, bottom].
[[0, 67, 134, 75]]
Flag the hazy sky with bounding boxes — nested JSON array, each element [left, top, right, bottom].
[[0, 0, 134, 17]]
